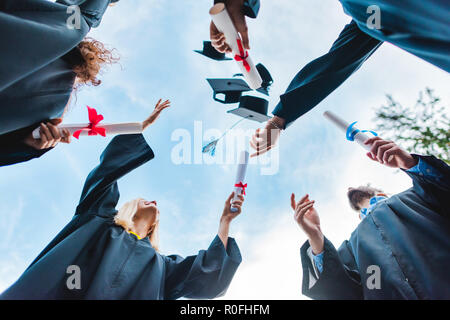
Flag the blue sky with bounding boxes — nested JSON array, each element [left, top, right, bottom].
[[0, 0, 449, 299]]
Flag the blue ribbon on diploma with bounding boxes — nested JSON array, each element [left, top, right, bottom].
[[346, 121, 378, 141]]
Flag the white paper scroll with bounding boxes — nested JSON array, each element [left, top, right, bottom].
[[32, 122, 143, 139], [323, 111, 373, 150], [323, 111, 393, 162], [231, 150, 249, 212], [210, 3, 263, 89]]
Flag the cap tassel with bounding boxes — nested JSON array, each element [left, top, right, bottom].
[[202, 116, 250, 157]]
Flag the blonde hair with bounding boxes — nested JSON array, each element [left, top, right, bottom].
[[114, 198, 160, 251]]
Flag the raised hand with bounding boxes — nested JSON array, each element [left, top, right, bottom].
[[291, 193, 324, 254], [142, 99, 171, 130], [364, 137, 418, 170], [250, 116, 285, 157]]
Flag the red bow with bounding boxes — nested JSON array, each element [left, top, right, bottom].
[[234, 39, 250, 72], [73, 106, 106, 139], [234, 181, 248, 195]]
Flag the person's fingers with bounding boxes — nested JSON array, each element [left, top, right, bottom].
[[237, 194, 245, 202], [231, 200, 243, 207], [377, 142, 395, 163], [291, 193, 296, 210], [296, 194, 309, 208], [39, 123, 52, 148], [239, 27, 250, 50], [382, 146, 398, 164], [225, 192, 235, 207], [47, 122, 61, 140], [155, 98, 162, 109], [61, 129, 72, 144], [369, 139, 391, 159], [366, 152, 377, 161], [364, 136, 382, 146], [296, 200, 315, 213], [49, 118, 63, 126], [297, 203, 315, 219], [211, 35, 226, 47], [249, 139, 258, 151], [211, 31, 224, 41], [250, 147, 269, 158], [255, 128, 262, 138], [217, 43, 230, 53]]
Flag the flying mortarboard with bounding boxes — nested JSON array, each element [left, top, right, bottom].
[[255, 63, 273, 96], [194, 41, 233, 61], [227, 95, 272, 123], [207, 78, 252, 104]]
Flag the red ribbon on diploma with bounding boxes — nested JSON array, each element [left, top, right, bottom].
[[73, 106, 106, 139], [234, 181, 248, 195], [234, 39, 250, 72]]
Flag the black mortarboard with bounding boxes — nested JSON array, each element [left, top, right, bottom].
[[227, 96, 272, 123], [207, 78, 252, 104], [194, 41, 232, 61], [255, 63, 273, 96]]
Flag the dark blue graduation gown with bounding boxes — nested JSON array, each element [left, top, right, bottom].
[[300, 155, 450, 299], [270, 0, 450, 126], [0, 0, 117, 165], [0, 134, 242, 300]]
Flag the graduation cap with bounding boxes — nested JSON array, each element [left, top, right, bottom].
[[255, 63, 273, 96], [227, 95, 272, 123], [194, 41, 232, 61], [207, 78, 252, 104]]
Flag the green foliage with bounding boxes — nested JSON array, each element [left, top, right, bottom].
[[374, 88, 449, 164]]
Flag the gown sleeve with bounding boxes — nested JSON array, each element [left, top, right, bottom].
[[0, 0, 116, 91], [164, 235, 242, 300], [75, 134, 154, 217], [300, 237, 363, 300], [0, 125, 52, 167], [272, 20, 382, 127], [404, 154, 450, 217]]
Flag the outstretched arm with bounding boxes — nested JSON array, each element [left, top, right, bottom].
[[250, 20, 382, 157], [164, 192, 245, 300], [365, 137, 450, 216], [76, 99, 170, 216]]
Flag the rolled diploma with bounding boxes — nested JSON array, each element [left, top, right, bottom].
[[231, 150, 249, 212], [323, 111, 371, 150], [32, 122, 143, 139], [210, 3, 263, 89]]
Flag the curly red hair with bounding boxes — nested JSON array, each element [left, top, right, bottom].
[[73, 37, 120, 88]]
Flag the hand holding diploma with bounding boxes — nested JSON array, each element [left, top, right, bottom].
[[210, 2, 262, 89], [364, 137, 418, 170], [24, 119, 72, 150]]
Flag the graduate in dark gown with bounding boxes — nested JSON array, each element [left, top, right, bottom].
[[0, 0, 119, 166], [0, 101, 244, 300], [290, 137, 450, 299], [208, 0, 450, 156]]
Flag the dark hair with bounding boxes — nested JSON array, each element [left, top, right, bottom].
[[347, 186, 383, 211]]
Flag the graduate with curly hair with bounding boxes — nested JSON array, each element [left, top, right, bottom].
[[0, 0, 120, 166]]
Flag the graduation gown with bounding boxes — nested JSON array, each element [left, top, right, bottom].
[[300, 155, 450, 299], [0, 134, 242, 300], [270, 0, 450, 126], [0, 0, 117, 165]]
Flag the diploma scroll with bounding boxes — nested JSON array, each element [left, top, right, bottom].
[[231, 150, 249, 213], [323, 111, 393, 162], [210, 3, 263, 89], [32, 122, 143, 139]]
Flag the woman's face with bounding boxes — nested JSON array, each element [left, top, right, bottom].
[[136, 199, 160, 225]]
